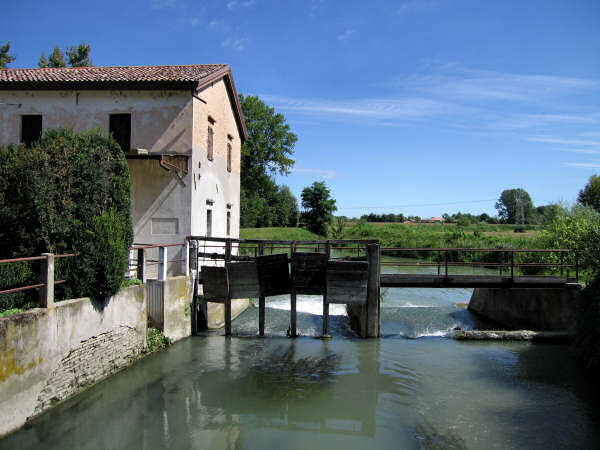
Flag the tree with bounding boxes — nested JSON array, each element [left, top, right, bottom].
[[66, 42, 92, 67], [47, 45, 66, 68], [238, 94, 298, 227], [495, 188, 534, 224], [0, 128, 132, 303], [578, 174, 600, 213], [38, 52, 48, 68], [239, 94, 296, 189], [0, 41, 15, 68], [301, 181, 337, 236]]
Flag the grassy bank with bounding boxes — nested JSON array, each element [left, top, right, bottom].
[[240, 227, 322, 241]]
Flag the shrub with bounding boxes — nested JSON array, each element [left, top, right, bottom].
[[146, 328, 171, 352], [0, 128, 132, 305]]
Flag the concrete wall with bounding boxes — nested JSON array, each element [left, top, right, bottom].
[[0, 284, 147, 437], [163, 275, 193, 341], [468, 287, 581, 333]]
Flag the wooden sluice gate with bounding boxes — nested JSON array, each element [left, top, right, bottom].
[[188, 238, 381, 338]]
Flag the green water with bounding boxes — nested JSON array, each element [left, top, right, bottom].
[[1, 257, 598, 449]]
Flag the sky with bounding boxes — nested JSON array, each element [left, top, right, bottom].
[[3, 0, 600, 218]]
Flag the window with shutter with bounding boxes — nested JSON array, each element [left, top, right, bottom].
[[207, 126, 214, 161]]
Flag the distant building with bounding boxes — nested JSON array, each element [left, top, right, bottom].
[[0, 65, 247, 250], [428, 217, 445, 223]]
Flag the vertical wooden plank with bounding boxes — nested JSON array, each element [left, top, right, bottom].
[[225, 294, 232, 336], [290, 242, 297, 338], [323, 241, 330, 337], [366, 243, 380, 338], [225, 240, 232, 262], [322, 298, 329, 337], [258, 242, 265, 336], [137, 248, 146, 283]]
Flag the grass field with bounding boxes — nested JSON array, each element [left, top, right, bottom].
[[240, 223, 541, 249]]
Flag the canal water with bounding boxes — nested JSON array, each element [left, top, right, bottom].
[[1, 257, 599, 449]]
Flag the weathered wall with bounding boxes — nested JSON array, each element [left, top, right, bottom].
[[191, 78, 241, 241], [0, 90, 192, 152], [0, 284, 147, 437], [163, 275, 193, 341], [468, 287, 581, 333]]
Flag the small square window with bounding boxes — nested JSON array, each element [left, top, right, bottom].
[[21, 115, 42, 147]]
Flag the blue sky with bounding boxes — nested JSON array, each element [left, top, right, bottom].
[[3, 0, 600, 218]]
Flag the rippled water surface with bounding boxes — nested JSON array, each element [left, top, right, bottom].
[[1, 257, 598, 449]]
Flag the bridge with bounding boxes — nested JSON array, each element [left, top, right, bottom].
[[187, 237, 579, 338]]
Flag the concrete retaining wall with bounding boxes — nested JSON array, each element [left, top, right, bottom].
[[163, 275, 193, 341], [0, 284, 147, 437], [468, 287, 581, 333]]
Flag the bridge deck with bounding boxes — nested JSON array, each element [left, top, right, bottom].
[[380, 274, 577, 289]]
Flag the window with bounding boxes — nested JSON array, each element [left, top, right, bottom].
[[227, 143, 232, 172], [207, 126, 214, 161], [226, 211, 231, 236], [21, 115, 42, 147], [206, 209, 213, 237], [109, 114, 131, 152]]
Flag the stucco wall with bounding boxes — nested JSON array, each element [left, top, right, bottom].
[[468, 287, 581, 333], [0, 285, 147, 437], [0, 90, 192, 152], [191, 79, 241, 240]]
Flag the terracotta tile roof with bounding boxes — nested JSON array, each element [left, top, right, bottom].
[[0, 64, 228, 84]]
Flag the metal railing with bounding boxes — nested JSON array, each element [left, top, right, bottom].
[[0, 253, 77, 307], [379, 247, 578, 282], [127, 243, 189, 283]]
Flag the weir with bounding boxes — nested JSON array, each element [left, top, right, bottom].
[[187, 237, 580, 338]]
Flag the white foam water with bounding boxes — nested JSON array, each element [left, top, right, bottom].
[[267, 295, 347, 316]]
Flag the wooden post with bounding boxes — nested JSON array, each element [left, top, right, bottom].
[[366, 243, 380, 338], [39, 253, 54, 308], [137, 248, 146, 283], [224, 240, 232, 336], [158, 246, 167, 281], [444, 250, 448, 278], [258, 242, 265, 336], [290, 242, 297, 338], [511, 251, 514, 282], [437, 250, 441, 275], [322, 241, 332, 338]]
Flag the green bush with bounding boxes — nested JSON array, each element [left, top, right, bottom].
[[146, 327, 171, 353], [0, 128, 132, 305]]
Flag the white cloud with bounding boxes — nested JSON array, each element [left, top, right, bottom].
[[226, 0, 254, 10], [399, 68, 598, 103], [528, 136, 600, 147], [221, 37, 248, 51], [398, 0, 444, 14], [190, 17, 202, 26], [292, 166, 337, 180], [208, 18, 222, 28], [566, 160, 600, 169], [260, 94, 462, 122], [152, 0, 182, 9], [337, 29, 355, 41]]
